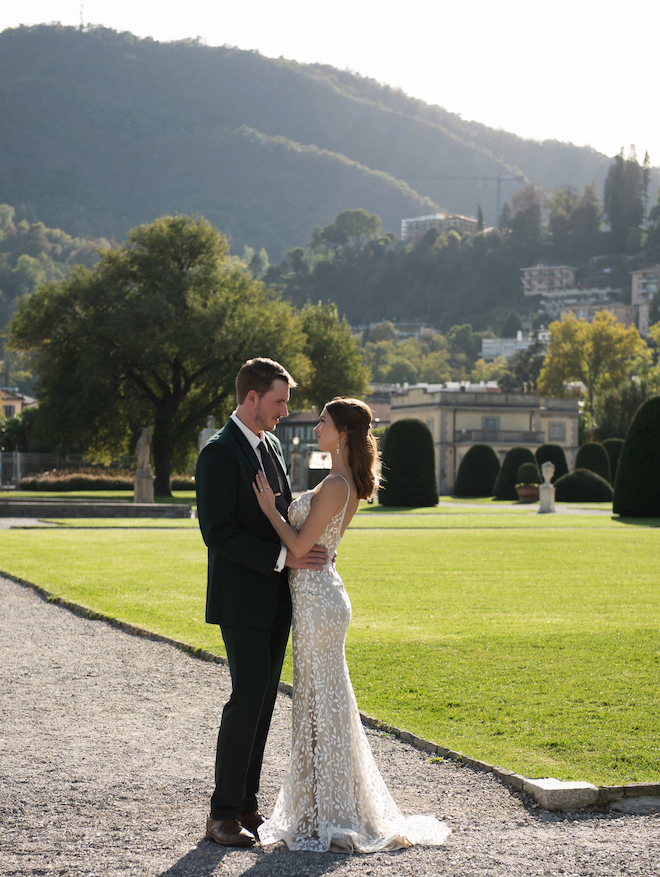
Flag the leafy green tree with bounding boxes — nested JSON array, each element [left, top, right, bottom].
[[603, 147, 644, 253], [593, 379, 656, 439], [0, 407, 39, 452], [8, 215, 308, 496], [501, 311, 522, 338], [293, 302, 370, 410], [537, 311, 647, 415]]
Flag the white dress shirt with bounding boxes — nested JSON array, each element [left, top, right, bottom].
[[231, 411, 288, 572]]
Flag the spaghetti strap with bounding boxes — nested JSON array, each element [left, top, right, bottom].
[[333, 473, 351, 523]]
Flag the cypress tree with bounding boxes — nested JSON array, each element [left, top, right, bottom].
[[534, 443, 569, 482], [613, 396, 660, 516], [492, 446, 536, 500], [379, 419, 438, 507], [575, 442, 611, 483], [453, 443, 500, 497]]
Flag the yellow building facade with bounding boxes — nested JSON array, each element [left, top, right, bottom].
[[390, 386, 579, 494]]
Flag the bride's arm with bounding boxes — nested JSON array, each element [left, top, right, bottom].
[[253, 471, 346, 557]]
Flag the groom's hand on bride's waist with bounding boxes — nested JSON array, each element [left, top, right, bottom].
[[285, 545, 328, 569]]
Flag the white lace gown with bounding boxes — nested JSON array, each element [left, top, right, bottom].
[[258, 476, 451, 853]]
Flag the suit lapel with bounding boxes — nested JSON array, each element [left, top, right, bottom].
[[264, 433, 292, 504]]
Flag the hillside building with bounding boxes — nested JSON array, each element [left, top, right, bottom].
[[401, 213, 479, 243], [630, 265, 659, 337], [1, 388, 37, 420], [559, 302, 638, 328], [521, 264, 626, 320], [389, 383, 579, 495]]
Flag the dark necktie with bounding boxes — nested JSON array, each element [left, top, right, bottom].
[[258, 441, 288, 515]]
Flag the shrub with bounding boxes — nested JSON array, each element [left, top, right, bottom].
[[554, 468, 613, 502], [602, 437, 625, 484], [453, 444, 500, 497], [171, 475, 195, 489], [575, 442, 611, 483], [492, 446, 536, 500], [517, 461, 540, 485], [613, 396, 660, 517], [379, 419, 438, 507], [19, 470, 134, 491], [534, 444, 568, 482]]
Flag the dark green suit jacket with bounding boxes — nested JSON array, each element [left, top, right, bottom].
[[196, 417, 292, 629]]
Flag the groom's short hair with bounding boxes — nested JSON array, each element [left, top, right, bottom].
[[235, 357, 297, 404]]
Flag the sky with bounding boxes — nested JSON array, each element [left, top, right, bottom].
[[2, 0, 659, 166]]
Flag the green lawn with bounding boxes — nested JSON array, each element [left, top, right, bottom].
[[1, 511, 658, 786]]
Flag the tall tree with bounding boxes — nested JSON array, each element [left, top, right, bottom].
[[603, 147, 644, 253], [293, 302, 370, 410], [8, 215, 309, 496], [537, 311, 647, 415]]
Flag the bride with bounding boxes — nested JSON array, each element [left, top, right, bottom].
[[252, 397, 451, 853]]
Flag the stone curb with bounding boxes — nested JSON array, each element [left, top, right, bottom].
[[3, 570, 659, 814]]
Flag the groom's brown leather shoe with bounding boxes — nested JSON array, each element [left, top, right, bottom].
[[205, 816, 256, 846], [240, 811, 266, 835]]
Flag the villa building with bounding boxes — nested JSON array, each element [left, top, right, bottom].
[[401, 213, 479, 243], [389, 384, 579, 495]]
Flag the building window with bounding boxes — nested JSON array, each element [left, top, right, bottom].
[[3, 405, 15, 418], [549, 422, 566, 442], [482, 416, 499, 436]]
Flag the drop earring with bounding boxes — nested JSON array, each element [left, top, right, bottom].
[[336, 437, 341, 455]]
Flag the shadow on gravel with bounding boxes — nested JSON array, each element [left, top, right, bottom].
[[157, 838, 349, 877]]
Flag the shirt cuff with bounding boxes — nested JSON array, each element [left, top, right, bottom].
[[274, 543, 287, 572]]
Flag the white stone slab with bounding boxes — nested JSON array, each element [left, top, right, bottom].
[[524, 777, 599, 811]]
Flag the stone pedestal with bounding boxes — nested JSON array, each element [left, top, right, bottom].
[[538, 461, 556, 514], [290, 450, 304, 493], [134, 470, 155, 504]]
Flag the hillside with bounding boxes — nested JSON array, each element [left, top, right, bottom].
[[1, 24, 656, 260]]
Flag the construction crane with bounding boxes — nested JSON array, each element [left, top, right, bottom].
[[403, 175, 526, 222]]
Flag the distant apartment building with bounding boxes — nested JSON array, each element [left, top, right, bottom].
[[559, 302, 638, 328], [522, 264, 576, 296], [390, 383, 579, 494], [401, 213, 479, 243], [521, 264, 625, 320], [630, 265, 659, 337]]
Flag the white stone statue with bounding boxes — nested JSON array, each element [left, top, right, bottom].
[[538, 460, 556, 514], [136, 425, 154, 475], [198, 415, 217, 453]]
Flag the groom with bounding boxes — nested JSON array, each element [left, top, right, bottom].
[[196, 357, 327, 846]]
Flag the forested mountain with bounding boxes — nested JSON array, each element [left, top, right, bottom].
[[2, 24, 655, 261]]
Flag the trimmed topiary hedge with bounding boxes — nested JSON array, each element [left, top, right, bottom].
[[534, 444, 569, 482], [575, 442, 611, 483], [602, 437, 625, 484], [554, 468, 613, 502], [453, 443, 500, 497], [517, 461, 540, 485], [379, 419, 438, 507], [18, 470, 195, 491], [613, 396, 660, 517], [492, 446, 536, 500]]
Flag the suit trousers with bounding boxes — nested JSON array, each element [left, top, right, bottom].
[[211, 579, 291, 819]]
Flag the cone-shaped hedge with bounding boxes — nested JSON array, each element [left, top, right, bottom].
[[492, 446, 536, 500], [555, 468, 613, 502], [602, 437, 625, 484], [613, 396, 660, 517], [379, 418, 438, 507], [575, 442, 611, 483], [534, 443, 569, 482], [453, 443, 500, 497]]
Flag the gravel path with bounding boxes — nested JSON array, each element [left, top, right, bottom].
[[1, 574, 658, 877]]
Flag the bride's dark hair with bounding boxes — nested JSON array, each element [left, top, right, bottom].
[[325, 397, 380, 500]]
